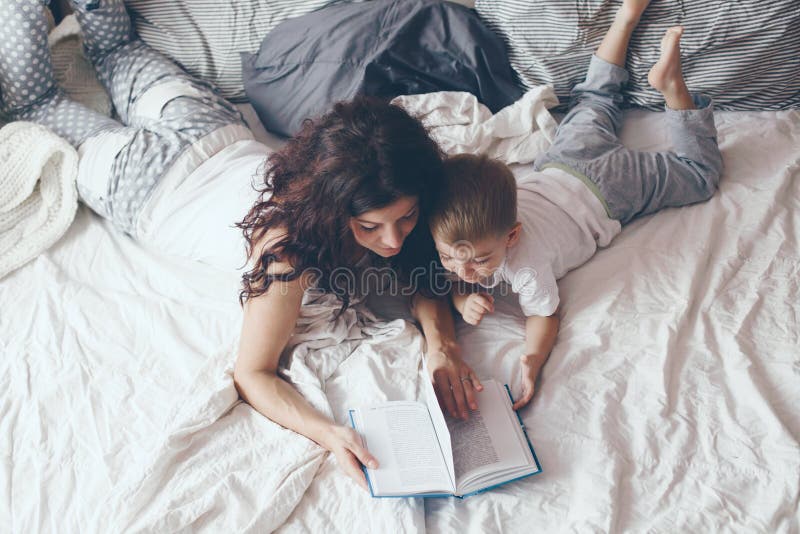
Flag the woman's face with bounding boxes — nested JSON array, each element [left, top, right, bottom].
[[348, 196, 419, 257]]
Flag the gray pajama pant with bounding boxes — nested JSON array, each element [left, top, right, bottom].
[[535, 55, 724, 225], [0, 0, 249, 236]]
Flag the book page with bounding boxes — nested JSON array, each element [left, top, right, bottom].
[[447, 407, 500, 478], [446, 380, 534, 492], [421, 361, 456, 485], [354, 402, 453, 496]]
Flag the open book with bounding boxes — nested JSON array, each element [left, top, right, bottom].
[[348, 371, 541, 498]]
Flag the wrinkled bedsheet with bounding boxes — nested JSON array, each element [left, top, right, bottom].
[[1, 107, 798, 533]]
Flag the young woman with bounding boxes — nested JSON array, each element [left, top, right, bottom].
[[233, 98, 486, 490], [0, 0, 481, 489]]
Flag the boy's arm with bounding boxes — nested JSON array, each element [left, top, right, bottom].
[[524, 312, 559, 360], [513, 312, 559, 409]]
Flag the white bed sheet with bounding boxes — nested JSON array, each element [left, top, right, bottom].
[[1, 107, 798, 533]]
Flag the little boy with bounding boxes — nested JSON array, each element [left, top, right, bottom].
[[429, 0, 723, 410]]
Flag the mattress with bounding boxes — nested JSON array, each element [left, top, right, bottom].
[[1, 105, 798, 532]]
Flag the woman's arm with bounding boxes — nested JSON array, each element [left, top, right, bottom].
[[411, 293, 484, 420], [450, 286, 470, 316], [233, 269, 377, 489]]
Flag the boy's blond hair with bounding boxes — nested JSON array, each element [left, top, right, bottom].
[[430, 154, 517, 243]]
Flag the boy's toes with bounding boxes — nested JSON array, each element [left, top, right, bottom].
[[660, 26, 684, 52]]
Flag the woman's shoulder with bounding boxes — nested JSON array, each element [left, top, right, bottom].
[[251, 227, 316, 289]]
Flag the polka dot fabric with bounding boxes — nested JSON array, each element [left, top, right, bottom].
[[0, 1, 56, 109], [1, 0, 248, 236], [0, 0, 120, 145], [70, 0, 134, 63], [70, 0, 246, 235]]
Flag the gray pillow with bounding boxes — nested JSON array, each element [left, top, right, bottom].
[[241, 0, 524, 137], [125, 0, 357, 101], [475, 0, 800, 110]]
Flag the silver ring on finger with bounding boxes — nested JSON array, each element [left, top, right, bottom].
[[460, 376, 472, 383]]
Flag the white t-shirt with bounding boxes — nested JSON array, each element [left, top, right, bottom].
[[477, 166, 621, 317]]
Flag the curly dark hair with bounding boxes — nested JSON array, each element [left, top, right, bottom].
[[237, 96, 445, 309]]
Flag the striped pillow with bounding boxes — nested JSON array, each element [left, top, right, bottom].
[[475, 0, 800, 110], [125, 0, 354, 102]]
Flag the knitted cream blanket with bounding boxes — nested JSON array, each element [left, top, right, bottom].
[[0, 121, 79, 279]]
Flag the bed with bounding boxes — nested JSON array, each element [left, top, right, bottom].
[[2, 2, 799, 533]]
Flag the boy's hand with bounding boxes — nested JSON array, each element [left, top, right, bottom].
[[462, 293, 494, 325], [513, 353, 545, 410]]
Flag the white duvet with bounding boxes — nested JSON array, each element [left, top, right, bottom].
[[1, 103, 799, 533]]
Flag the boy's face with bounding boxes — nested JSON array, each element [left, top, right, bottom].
[[434, 224, 521, 284]]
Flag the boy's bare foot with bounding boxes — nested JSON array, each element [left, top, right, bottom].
[[648, 26, 695, 110], [648, 27, 685, 90], [596, 0, 651, 67]]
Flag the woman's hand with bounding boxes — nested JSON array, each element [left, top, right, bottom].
[[411, 294, 482, 419], [461, 293, 494, 325], [426, 344, 484, 420], [322, 425, 379, 491]]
